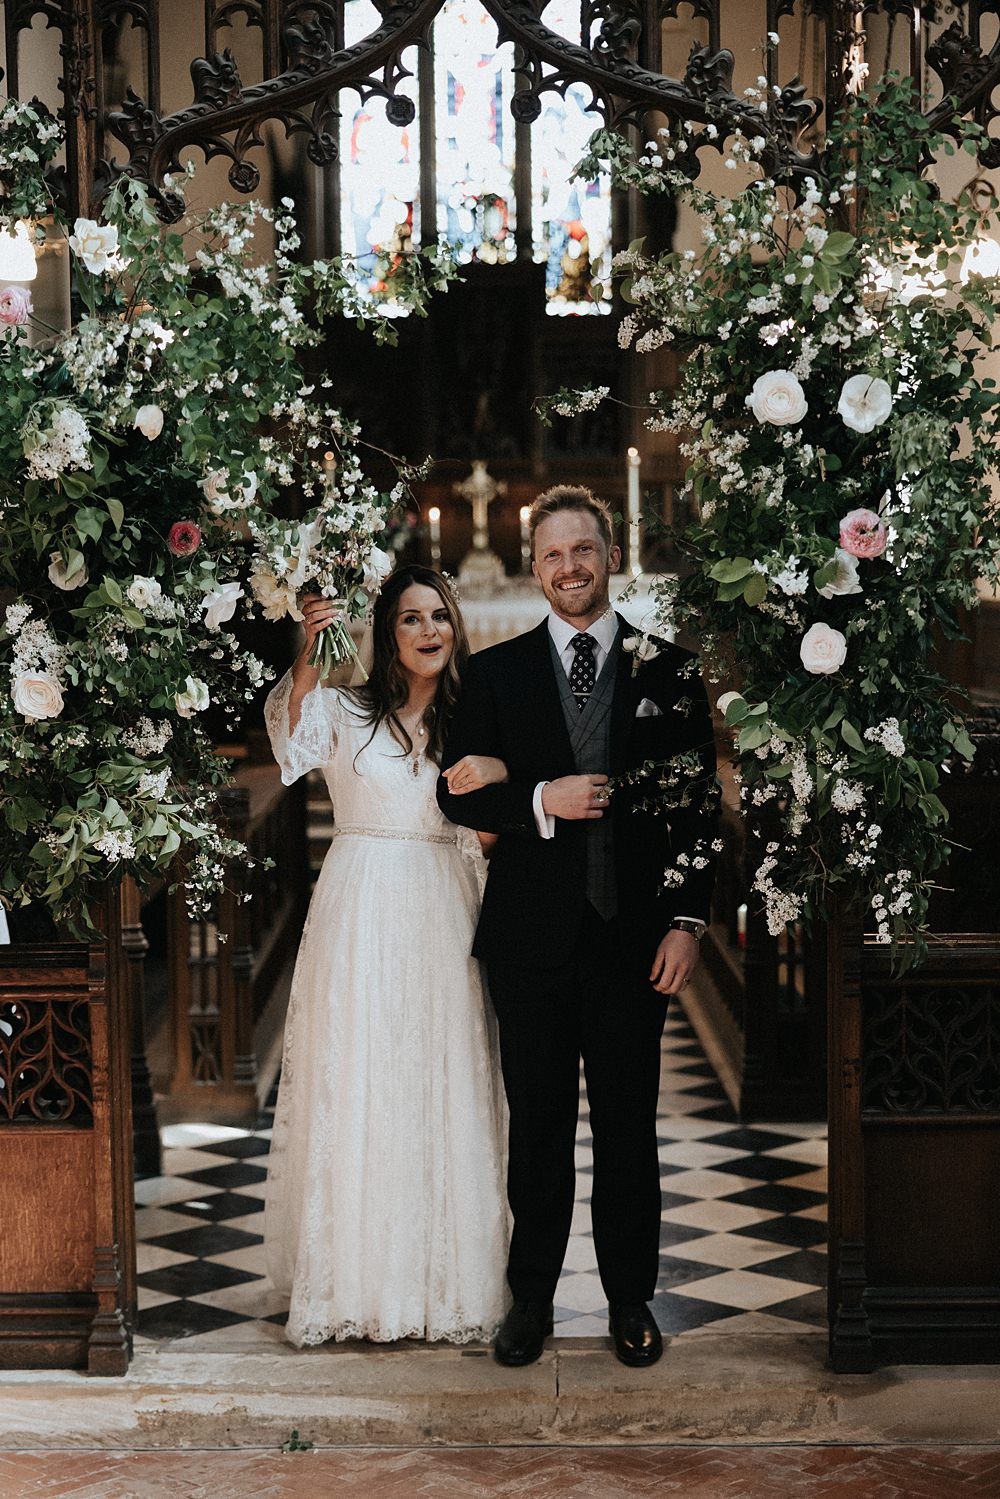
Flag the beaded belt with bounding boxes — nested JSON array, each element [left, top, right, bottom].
[[332, 825, 457, 847]]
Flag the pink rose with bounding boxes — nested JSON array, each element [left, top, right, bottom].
[[167, 520, 202, 557], [0, 286, 31, 326], [838, 508, 887, 560]]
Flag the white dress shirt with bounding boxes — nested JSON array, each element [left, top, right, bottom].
[[531, 607, 704, 931]]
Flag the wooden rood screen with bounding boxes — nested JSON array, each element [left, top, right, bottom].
[[6, 3, 1000, 224]]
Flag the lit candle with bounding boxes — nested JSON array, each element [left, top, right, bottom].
[[322, 450, 336, 477], [428, 505, 441, 569], [519, 505, 531, 572], [737, 902, 747, 950], [627, 446, 641, 577]]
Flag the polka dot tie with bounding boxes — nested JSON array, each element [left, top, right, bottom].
[[569, 632, 597, 712]]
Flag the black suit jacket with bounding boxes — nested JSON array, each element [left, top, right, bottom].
[[437, 614, 719, 971]]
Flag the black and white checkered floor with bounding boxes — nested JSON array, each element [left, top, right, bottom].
[[134, 1007, 827, 1349]]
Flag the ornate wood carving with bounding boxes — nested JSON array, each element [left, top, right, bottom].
[[863, 980, 1000, 1115], [0, 990, 92, 1125]]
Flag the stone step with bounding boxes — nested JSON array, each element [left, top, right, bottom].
[[3, 1334, 1000, 1450]]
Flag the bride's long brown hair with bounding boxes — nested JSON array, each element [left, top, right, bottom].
[[345, 566, 470, 766]]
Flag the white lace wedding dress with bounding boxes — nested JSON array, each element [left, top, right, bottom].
[[262, 673, 509, 1347]]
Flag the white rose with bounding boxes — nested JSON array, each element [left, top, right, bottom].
[[250, 570, 302, 623], [127, 575, 162, 610], [201, 580, 244, 632], [201, 468, 258, 514], [134, 403, 164, 440], [716, 691, 744, 715], [799, 622, 848, 675], [285, 517, 323, 590], [362, 545, 394, 592], [47, 551, 88, 591], [817, 547, 863, 599], [745, 370, 808, 426], [67, 217, 121, 275], [837, 374, 893, 433], [12, 670, 64, 722], [175, 676, 210, 718]]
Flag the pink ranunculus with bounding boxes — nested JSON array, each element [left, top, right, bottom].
[[0, 285, 31, 325], [838, 508, 887, 560], [167, 520, 202, 557]]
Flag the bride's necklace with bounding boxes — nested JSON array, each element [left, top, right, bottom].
[[396, 708, 429, 777]]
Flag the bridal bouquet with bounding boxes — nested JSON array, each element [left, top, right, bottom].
[[558, 76, 1000, 965], [249, 474, 395, 678]]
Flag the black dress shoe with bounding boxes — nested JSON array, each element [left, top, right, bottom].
[[608, 1302, 663, 1367], [493, 1300, 554, 1366]]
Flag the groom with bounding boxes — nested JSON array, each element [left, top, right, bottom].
[[437, 485, 718, 1367]]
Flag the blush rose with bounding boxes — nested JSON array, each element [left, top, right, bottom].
[[839, 508, 888, 560]]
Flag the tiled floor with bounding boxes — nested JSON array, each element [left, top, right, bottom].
[[135, 1007, 828, 1349], [5, 1446, 1000, 1499]]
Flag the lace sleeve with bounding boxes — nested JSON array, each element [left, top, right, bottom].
[[454, 824, 488, 900], [264, 670, 340, 785]]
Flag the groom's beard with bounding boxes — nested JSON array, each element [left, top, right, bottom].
[[542, 571, 609, 621]]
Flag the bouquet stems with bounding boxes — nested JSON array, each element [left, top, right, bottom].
[[306, 615, 367, 681]]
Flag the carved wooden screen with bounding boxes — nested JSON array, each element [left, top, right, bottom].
[[5, 3, 1000, 225]]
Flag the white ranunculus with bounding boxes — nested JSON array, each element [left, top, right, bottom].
[[716, 691, 744, 715], [623, 633, 661, 664], [745, 369, 808, 426], [201, 580, 244, 632], [799, 622, 848, 675], [126, 575, 162, 611], [837, 374, 893, 433], [47, 551, 88, 591], [362, 545, 394, 592], [134, 403, 164, 440], [175, 676, 210, 718], [817, 547, 863, 599], [68, 217, 120, 275], [12, 670, 64, 722], [250, 570, 302, 622]]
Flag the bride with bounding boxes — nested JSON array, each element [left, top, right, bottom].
[[263, 566, 510, 1346]]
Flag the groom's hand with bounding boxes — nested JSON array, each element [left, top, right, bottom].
[[541, 774, 610, 820], [649, 929, 698, 995]]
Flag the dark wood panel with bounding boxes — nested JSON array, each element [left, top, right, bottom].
[[0, 1132, 95, 1293]]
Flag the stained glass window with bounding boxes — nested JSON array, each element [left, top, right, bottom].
[[340, 0, 420, 310], [532, 1, 612, 315], [338, 0, 612, 314], [434, 0, 517, 265]]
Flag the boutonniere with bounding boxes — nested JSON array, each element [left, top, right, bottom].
[[622, 631, 662, 677]]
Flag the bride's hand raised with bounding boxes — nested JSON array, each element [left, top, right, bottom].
[[299, 593, 338, 656], [443, 755, 510, 794]]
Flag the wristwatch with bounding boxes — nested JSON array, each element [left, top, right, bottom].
[[670, 919, 704, 941]]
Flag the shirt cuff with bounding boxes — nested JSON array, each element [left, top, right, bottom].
[[533, 781, 555, 839], [673, 916, 706, 928]]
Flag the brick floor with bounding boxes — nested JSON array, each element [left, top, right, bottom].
[[1, 1446, 1000, 1499]]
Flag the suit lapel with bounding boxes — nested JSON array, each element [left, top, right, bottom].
[[609, 613, 641, 775], [521, 618, 576, 773]]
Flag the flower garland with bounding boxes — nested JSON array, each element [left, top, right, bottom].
[[556, 77, 1000, 965], [0, 99, 456, 933]]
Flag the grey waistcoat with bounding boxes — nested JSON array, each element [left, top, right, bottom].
[[549, 628, 622, 921]]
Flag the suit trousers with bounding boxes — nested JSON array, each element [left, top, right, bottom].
[[487, 904, 669, 1308]]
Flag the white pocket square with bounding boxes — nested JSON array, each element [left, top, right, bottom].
[[635, 698, 663, 718]]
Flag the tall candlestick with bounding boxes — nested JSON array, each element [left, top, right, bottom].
[[428, 505, 442, 569], [519, 505, 531, 573], [627, 446, 641, 577]]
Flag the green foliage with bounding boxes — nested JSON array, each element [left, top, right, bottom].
[[572, 78, 1000, 965]]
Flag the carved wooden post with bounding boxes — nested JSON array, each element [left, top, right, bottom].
[[60, 0, 101, 221], [120, 876, 161, 1179], [827, 895, 875, 1373]]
